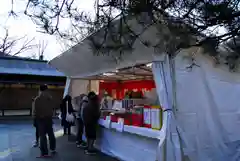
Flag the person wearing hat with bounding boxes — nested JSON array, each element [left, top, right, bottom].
[[33, 84, 56, 158]]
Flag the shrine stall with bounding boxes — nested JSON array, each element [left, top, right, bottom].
[[61, 63, 164, 161], [94, 65, 164, 161], [48, 13, 240, 161], [49, 31, 171, 161], [50, 44, 240, 161]]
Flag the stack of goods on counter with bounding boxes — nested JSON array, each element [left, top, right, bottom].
[[100, 95, 114, 119], [123, 104, 163, 130], [100, 89, 163, 130], [143, 105, 151, 128], [143, 105, 163, 130], [124, 90, 143, 99], [150, 105, 162, 130], [100, 96, 113, 110], [122, 99, 145, 110], [110, 100, 128, 123], [131, 105, 144, 127]]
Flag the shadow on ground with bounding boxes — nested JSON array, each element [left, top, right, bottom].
[[28, 135, 118, 161], [0, 119, 118, 161]]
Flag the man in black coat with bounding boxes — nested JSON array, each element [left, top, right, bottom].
[[83, 92, 100, 155], [33, 85, 56, 158]]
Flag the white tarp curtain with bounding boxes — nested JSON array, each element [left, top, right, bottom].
[[90, 80, 100, 94], [70, 79, 90, 97], [152, 57, 182, 161], [172, 49, 240, 161], [64, 78, 100, 98], [63, 78, 89, 98]]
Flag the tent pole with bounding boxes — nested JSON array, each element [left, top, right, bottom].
[[63, 77, 71, 98], [169, 56, 177, 113], [169, 55, 185, 161], [88, 80, 91, 92]]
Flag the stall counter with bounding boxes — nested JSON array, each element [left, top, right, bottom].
[[72, 118, 163, 161], [98, 119, 161, 139], [94, 119, 161, 161]]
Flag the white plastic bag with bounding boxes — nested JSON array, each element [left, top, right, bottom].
[[58, 112, 62, 120], [66, 113, 75, 123], [65, 102, 75, 123]]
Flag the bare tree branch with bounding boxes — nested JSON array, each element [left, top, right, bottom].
[[38, 40, 48, 58], [0, 27, 37, 56], [7, 0, 240, 69], [12, 37, 36, 56], [26, 40, 48, 59]]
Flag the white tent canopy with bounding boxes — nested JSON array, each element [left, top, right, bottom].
[[49, 14, 197, 78], [49, 39, 162, 78], [49, 19, 183, 161], [49, 15, 240, 161], [50, 45, 240, 161], [82, 64, 153, 81]]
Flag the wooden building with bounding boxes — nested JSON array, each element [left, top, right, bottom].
[[0, 55, 66, 116]]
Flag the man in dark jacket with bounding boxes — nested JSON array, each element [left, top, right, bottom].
[[83, 92, 100, 155], [33, 85, 56, 158]]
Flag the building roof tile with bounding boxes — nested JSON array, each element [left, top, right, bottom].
[[0, 56, 65, 77]]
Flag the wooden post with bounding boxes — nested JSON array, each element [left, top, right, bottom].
[[88, 80, 91, 92]]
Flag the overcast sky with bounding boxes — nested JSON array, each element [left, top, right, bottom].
[[0, 0, 95, 60], [0, 1, 227, 61]]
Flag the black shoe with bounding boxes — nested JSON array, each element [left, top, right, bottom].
[[50, 150, 57, 155], [32, 141, 39, 148], [36, 154, 52, 158], [77, 142, 87, 148], [84, 150, 97, 155]]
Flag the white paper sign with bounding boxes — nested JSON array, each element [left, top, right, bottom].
[[112, 100, 123, 110], [116, 118, 124, 132], [105, 116, 111, 128]]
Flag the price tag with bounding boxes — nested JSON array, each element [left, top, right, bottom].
[[105, 116, 111, 128], [116, 118, 124, 132]]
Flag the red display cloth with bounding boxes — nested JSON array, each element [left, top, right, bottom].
[[131, 113, 143, 127], [99, 80, 155, 99]]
